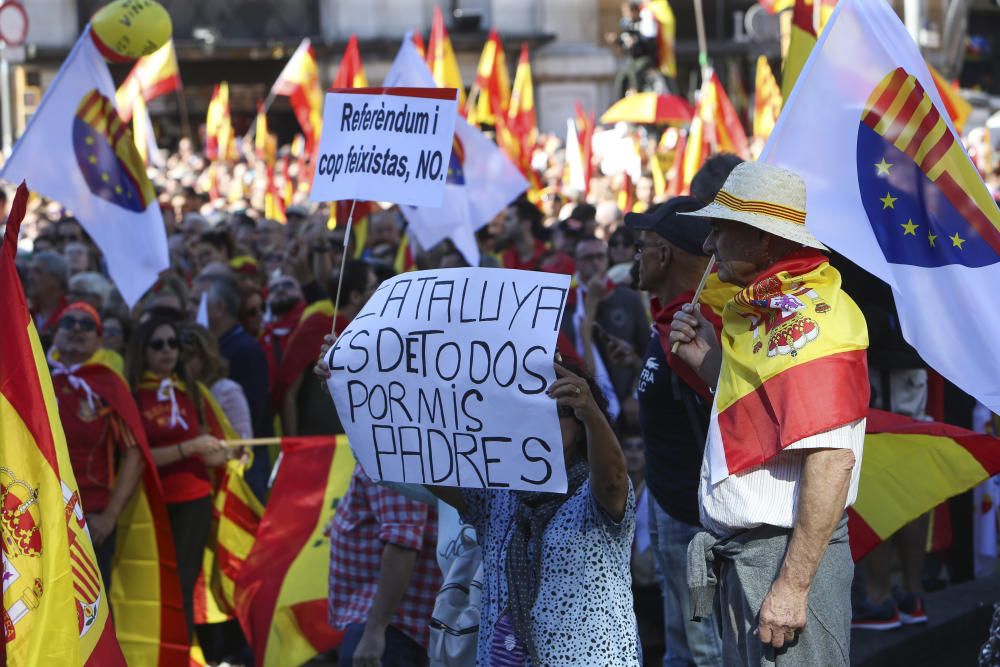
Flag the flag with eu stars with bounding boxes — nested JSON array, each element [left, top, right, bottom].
[[761, 0, 1000, 412], [0, 27, 168, 308]]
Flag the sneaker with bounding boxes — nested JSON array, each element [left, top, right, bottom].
[[852, 598, 902, 630], [894, 591, 928, 625]]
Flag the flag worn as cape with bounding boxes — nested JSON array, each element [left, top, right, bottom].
[[761, 0, 1000, 415], [235, 436, 356, 667], [0, 29, 168, 308], [1, 182, 126, 665], [705, 249, 869, 482], [849, 408, 1000, 561]]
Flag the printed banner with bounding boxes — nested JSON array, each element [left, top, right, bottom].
[[310, 87, 459, 207], [325, 268, 572, 492]]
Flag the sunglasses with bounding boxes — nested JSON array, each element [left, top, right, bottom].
[[148, 337, 179, 351], [634, 240, 668, 254], [270, 280, 296, 291], [577, 252, 607, 262], [58, 316, 97, 332]]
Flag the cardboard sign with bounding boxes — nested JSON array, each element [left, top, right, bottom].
[[325, 268, 573, 492], [310, 87, 459, 208]]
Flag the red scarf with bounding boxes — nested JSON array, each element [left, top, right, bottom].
[[651, 293, 724, 401]]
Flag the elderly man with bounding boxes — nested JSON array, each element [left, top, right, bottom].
[[260, 274, 306, 393], [48, 302, 146, 587], [670, 162, 869, 666]]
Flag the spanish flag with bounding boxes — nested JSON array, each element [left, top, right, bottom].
[[426, 5, 466, 108], [205, 82, 234, 161], [1, 182, 126, 665], [753, 55, 782, 141], [271, 39, 325, 153], [646, 0, 677, 79], [332, 34, 368, 89], [708, 250, 869, 479], [682, 69, 750, 192], [264, 162, 286, 224], [209, 458, 264, 615], [254, 102, 276, 165], [928, 64, 971, 134], [506, 43, 538, 179], [468, 29, 510, 126], [235, 436, 356, 667], [115, 40, 181, 122], [394, 231, 417, 274], [849, 409, 1000, 560], [780, 0, 836, 98]]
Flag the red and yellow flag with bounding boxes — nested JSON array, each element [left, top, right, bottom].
[[411, 31, 426, 59], [272, 39, 325, 153], [426, 6, 466, 108], [710, 250, 869, 477], [503, 43, 539, 187], [681, 69, 750, 192], [332, 34, 368, 90], [753, 55, 783, 141], [205, 82, 235, 161], [1, 183, 126, 666], [928, 64, 971, 134], [849, 409, 1000, 560], [235, 436, 356, 667], [781, 0, 837, 98], [210, 458, 264, 615], [254, 102, 276, 165], [646, 0, 677, 78], [468, 29, 510, 125], [115, 40, 181, 122], [394, 231, 416, 274]]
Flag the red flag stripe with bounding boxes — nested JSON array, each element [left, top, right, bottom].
[[918, 127, 955, 174], [879, 82, 924, 146], [933, 170, 1000, 256], [222, 489, 262, 535], [863, 68, 910, 128], [902, 99, 941, 158]]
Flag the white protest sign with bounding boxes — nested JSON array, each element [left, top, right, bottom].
[[311, 87, 459, 208], [325, 267, 573, 493]]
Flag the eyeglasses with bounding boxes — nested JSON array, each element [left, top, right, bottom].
[[58, 316, 97, 332], [59, 234, 83, 243], [634, 240, 668, 254], [148, 337, 179, 351], [576, 252, 607, 263]]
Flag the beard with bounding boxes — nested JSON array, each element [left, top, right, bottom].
[[269, 295, 301, 317]]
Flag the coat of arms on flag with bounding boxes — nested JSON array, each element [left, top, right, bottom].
[[857, 67, 1000, 268]]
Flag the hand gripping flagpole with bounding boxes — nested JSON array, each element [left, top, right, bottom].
[[671, 255, 715, 354], [330, 199, 358, 334]]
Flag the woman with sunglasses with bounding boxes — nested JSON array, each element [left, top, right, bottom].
[[125, 315, 232, 638]]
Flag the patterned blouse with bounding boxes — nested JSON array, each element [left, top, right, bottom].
[[461, 480, 640, 666]]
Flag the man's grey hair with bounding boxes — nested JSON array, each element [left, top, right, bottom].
[[68, 272, 114, 307], [196, 273, 241, 319], [32, 251, 69, 287]]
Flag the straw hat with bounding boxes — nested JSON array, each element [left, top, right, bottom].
[[686, 162, 826, 250]]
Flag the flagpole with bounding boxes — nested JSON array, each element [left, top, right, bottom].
[[175, 85, 193, 144], [243, 89, 278, 144], [330, 199, 358, 334], [671, 255, 715, 354]]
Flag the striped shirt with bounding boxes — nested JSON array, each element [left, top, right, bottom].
[[699, 418, 866, 537]]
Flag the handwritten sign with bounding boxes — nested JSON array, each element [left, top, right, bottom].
[[310, 87, 459, 208], [325, 268, 573, 492]]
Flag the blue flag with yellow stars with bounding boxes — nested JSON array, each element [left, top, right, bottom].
[[761, 0, 1000, 413]]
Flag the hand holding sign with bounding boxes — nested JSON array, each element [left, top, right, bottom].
[[325, 267, 572, 492]]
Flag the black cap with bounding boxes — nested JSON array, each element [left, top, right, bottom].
[[624, 196, 711, 256]]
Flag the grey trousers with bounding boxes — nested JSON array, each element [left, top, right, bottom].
[[691, 515, 853, 667]]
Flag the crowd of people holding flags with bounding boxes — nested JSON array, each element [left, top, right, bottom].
[[3, 0, 1000, 665]]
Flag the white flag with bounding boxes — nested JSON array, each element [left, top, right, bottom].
[[1, 29, 169, 307], [761, 0, 1000, 412], [385, 33, 529, 267]]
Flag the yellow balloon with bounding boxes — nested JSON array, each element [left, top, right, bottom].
[[90, 0, 172, 63]]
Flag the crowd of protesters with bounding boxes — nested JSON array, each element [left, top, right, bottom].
[[4, 110, 1000, 667]]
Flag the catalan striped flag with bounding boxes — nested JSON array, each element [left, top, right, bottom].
[[210, 458, 264, 615], [115, 40, 181, 122], [426, 5, 466, 108], [235, 437, 357, 667], [468, 29, 510, 126], [1, 183, 126, 666], [753, 55, 782, 141], [271, 39, 325, 153], [706, 250, 869, 480], [849, 409, 1000, 560]]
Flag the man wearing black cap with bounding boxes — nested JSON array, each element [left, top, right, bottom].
[[616, 197, 729, 666]]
